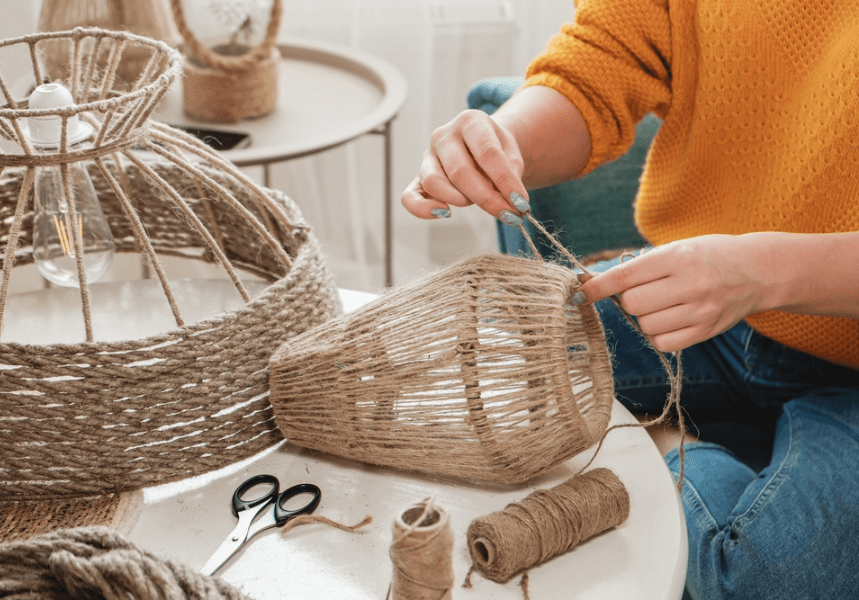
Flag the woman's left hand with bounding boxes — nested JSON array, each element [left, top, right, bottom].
[[577, 234, 776, 352]]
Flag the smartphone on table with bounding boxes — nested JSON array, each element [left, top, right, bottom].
[[169, 125, 251, 151]]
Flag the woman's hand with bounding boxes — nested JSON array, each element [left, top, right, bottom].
[[401, 86, 592, 221], [578, 234, 779, 352], [400, 109, 529, 221]]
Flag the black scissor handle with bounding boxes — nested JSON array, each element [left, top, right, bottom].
[[232, 474, 279, 517], [273, 483, 322, 526]]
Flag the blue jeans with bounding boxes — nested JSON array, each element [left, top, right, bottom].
[[595, 297, 859, 600]]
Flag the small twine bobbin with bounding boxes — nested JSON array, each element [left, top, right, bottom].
[[466, 468, 630, 585], [388, 499, 455, 600]]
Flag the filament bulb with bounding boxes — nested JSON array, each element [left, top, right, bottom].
[[26, 83, 115, 287]]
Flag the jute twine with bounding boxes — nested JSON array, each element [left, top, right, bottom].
[[387, 499, 455, 600], [0, 29, 341, 541], [464, 468, 630, 595], [0, 527, 252, 600], [517, 215, 686, 487], [270, 252, 616, 485]]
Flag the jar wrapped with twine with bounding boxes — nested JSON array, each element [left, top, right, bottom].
[[169, 0, 282, 123]]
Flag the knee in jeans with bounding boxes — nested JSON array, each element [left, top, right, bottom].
[[687, 525, 850, 600]]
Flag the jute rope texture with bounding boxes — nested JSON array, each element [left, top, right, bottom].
[[464, 467, 629, 598], [0, 527, 253, 600], [0, 515, 373, 600]]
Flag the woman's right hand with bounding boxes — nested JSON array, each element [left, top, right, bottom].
[[400, 109, 530, 222]]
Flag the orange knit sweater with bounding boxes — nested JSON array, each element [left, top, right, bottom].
[[525, 0, 859, 369]]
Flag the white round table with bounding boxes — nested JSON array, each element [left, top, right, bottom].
[[3, 279, 687, 599], [155, 39, 408, 287]]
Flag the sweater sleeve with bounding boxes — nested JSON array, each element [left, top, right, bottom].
[[524, 0, 673, 175]]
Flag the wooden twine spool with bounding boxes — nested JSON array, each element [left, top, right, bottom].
[[466, 468, 630, 583], [169, 0, 282, 123], [388, 499, 455, 600]]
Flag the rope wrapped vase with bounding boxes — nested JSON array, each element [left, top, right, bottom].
[[269, 253, 615, 484], [0, 28, 341, 541], [169, 0, 282, 123]]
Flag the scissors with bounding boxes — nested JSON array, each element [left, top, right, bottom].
[[200, 474, 322, 576]]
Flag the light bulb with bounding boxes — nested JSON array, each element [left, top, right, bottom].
[[32, 163, 115, 287], [27, 83, 115, 288]]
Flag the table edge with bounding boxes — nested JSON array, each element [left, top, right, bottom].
[[213, 38, 408, 166]]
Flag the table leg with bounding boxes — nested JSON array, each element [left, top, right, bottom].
[[371, 119, 395, 288], [383, 119, 393, 288]]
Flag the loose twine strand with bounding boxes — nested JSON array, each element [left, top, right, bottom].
[[387, 498, 454, 600], [0, 516, 372, 600], [520, 214, 686, 489]]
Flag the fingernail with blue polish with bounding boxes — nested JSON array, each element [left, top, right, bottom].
[[510, 192, 530, 213], [498, 210, 523, 226], [431, 208, 451, 219], [571, 291, 586, 305]]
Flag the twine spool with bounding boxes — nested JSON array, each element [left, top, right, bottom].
[[389, 499, 455, 600], [170, 0, 282, 123], [466, 468, 630, 583]]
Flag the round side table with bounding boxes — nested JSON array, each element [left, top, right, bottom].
[[155, 39, 408, 287]]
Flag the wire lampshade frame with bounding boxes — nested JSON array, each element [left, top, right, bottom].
[[0, 27, 303, 340]]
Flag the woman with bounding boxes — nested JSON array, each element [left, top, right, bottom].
[[401, 1, 859, 598]]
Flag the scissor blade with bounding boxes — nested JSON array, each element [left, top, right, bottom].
[[200, 512, 255, 576]]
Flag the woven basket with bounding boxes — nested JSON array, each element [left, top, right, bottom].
[[0, 28, 340, 539], [269, 254, 615, 485], [37, 0, 179, 88], [170, 0, 281, 123]]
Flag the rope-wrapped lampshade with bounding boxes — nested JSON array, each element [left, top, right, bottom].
[[270, 254, 615, 484], [0, 28, 341, 540]]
